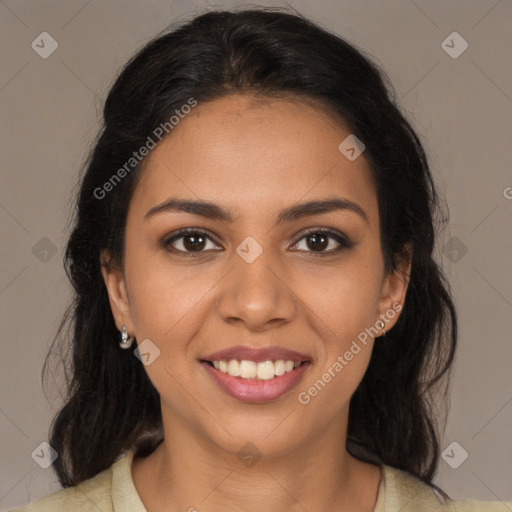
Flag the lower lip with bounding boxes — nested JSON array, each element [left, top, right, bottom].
[[201, 361, 311, 403]]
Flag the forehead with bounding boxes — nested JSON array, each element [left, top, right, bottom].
[[130, 94, 378, 226]]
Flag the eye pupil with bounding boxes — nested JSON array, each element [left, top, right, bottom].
[[307, 233, 328, 251], [183, 234, 206, 251], [166, 229, 348, 256]]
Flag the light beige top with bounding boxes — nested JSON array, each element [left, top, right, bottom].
[[10, 447, 511, 511]]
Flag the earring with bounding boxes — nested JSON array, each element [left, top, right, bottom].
[[376, 320, 386, 338], [120, 325, 134, 349]]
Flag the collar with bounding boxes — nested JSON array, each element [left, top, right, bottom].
[[109, 447, 446, 512]]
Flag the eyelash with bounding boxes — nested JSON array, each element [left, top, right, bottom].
[[161, 227, 354, 257]]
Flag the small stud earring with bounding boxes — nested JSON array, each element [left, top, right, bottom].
[[376, 320, 386, 338], [120, 325, 134, 349]]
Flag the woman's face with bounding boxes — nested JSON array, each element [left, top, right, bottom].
[[102, 93, 410, 460]]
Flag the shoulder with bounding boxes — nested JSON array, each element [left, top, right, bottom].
[[9, 462, 114, 512], [447, 499, 512, 511], [380, 464, 512, 512], [9, 447, 145, 512]]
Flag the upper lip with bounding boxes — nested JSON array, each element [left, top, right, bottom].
[[201, 345, 311, 363]]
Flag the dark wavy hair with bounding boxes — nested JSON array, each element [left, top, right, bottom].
[[43, 6, 457, 490]]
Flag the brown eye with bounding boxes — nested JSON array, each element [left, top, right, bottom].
[[291, 229, 354, 254], [163, 229, 220, 254], [305, 232, 329, 251]]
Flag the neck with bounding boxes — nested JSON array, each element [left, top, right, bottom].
[[132, 421, 382, 512]]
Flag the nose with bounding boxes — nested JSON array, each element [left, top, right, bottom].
[[215, 249, 297, 332]]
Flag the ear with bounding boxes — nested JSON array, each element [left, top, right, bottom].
[[100, 250, 135, 336], [375, 243, 413, 335]]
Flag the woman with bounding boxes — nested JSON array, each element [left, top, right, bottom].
[[12, 7, 510, 512]]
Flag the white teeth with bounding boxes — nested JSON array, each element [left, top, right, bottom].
[[257, 360, 275, 380], [239, 360, 257, 378], [274, 360, 285, 376], [227, 359, 240, 376], [211, 359, 305, 379]]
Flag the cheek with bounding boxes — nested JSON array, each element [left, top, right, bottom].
[[304, 262, 383, 342], [297, 277, 380, 417], [124, 248, 218, 346], [298, 256, 383, 404]]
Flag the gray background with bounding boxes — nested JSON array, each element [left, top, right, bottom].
[[1, 0, 511, 509]]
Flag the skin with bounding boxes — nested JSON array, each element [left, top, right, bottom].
[[101, 93, 412, 512]]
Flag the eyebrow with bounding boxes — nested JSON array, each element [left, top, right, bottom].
[[144, 197, 369, 225]]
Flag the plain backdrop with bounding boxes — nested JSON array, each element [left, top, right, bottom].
[[1, 0, 511, 509]]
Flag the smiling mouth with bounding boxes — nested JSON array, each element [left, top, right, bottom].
[[202, 359, 311, 380]]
